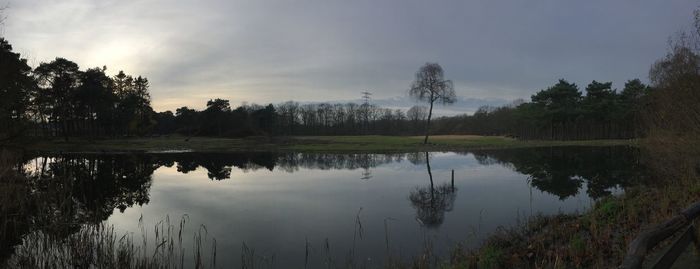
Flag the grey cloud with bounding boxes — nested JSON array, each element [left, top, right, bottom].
[[2, 0, 696, 112]]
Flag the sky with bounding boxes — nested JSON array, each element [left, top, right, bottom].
[[1, 0, 697, 114]]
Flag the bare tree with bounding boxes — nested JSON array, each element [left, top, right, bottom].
[[409, 62, 456, 144], [407, 105, 427, 134], [407, 105, 427, 121]]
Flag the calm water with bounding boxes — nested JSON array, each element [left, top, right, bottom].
[[8, 146, 644, 267]]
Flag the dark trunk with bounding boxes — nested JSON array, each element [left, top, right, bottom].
[[425, 151, 434, 193], [424, 100, 434, 144]]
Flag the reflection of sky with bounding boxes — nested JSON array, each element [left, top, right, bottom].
[[107, 152, 595, 267]]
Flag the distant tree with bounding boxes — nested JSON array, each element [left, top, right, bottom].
[[407, 105, 427, 134], [112, 71, 133, 99], [409, 63, 456, 144], [75, 67, 116, 136], [34, 58, 81, 140], [531, 80, 582, 139], [620, 79, 649, 102], [118, 75, 154, 136], [111, 71, 133, 135], [275, 101, 299, 135], [202, 98, 231, 136], [153, 110, 176, 134], [175, 106, 199, 136], [582, 81, 616, 138], [253, 104, 276, 135], [616, 79, 649, 137]]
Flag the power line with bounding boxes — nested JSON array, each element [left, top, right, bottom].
[[361, 91, 372, 105]]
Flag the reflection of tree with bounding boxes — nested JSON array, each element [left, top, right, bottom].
[[410, 184, 457, 228], [406, 152, 426, 165], [360, 169, 372, 180], [165, 152, 278, 180], [1, 148, 642, 263], [1, 153, 157, 262], [26, 154, 156, 221], [158, 152, 408, 178], [275, 153, 403, 172], [1, 151, 32, 262], [469, 146, 644, 199], [409, 152, 457, 228]]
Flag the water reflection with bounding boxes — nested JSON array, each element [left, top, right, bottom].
[[0, 146, 644, 265], [1, 153, 156, 262], [156, 152, 403, 180], [470, 146, 644, 199], [409, 152, 458, 228]]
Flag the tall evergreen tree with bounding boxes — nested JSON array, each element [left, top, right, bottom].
[[34, 58, 81, 140], [0, 38, 35, 139]]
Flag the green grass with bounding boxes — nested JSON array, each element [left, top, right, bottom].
[[15, 135, 637, 153], [477, 245, 504, 269]]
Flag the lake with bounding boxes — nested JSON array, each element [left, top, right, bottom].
[[2, 146, 644, 268]]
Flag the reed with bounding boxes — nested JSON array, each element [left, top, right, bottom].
[[4, 215, 216, 269]]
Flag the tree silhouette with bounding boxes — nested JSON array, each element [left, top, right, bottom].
[[202, 98, 231, 136], [33, 58, 81, 140], [0, 38, 34, 140], [409, 63, 456, 144], [75, 67, 116, 136], [531, 80, 582, 140]]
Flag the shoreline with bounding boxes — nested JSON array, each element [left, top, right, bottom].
[[5, 135, 638, 154]]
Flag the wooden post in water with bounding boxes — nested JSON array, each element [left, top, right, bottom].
[[451, 170, 455, 190]]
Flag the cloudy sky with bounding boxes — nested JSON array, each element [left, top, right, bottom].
[[2, 0, 696, 114]]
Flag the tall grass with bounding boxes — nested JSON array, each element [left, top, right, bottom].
[[0, 150, 217, 269], [3, 216, 217, 269]]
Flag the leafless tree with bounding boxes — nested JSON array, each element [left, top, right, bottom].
[[407, 105, 427, 132], [409, 62, 456, 144], [407, 105, 427, 121], [643, 8, 700, 179]]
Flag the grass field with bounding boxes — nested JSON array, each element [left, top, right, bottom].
[[15, 135, 637, 153]]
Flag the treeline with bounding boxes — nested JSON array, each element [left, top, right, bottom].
[[155, 101, 426, 136], [0, 35, 678, 141], [1, 38, 156, 139], [431, 79, 650, 140], [0, 37, 430, 139], [152, 101, 427, 136]]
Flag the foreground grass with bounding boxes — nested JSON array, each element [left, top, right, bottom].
[[5, 220, 216, 269], [15, 135, 636, 153], [442, 141, 700, 269], [443, 180, 700, 269]]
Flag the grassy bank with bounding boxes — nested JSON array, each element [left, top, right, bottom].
[[443, 140, 700, 269], [12, 135, 637, 153], [444, 179, 700, 268]]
